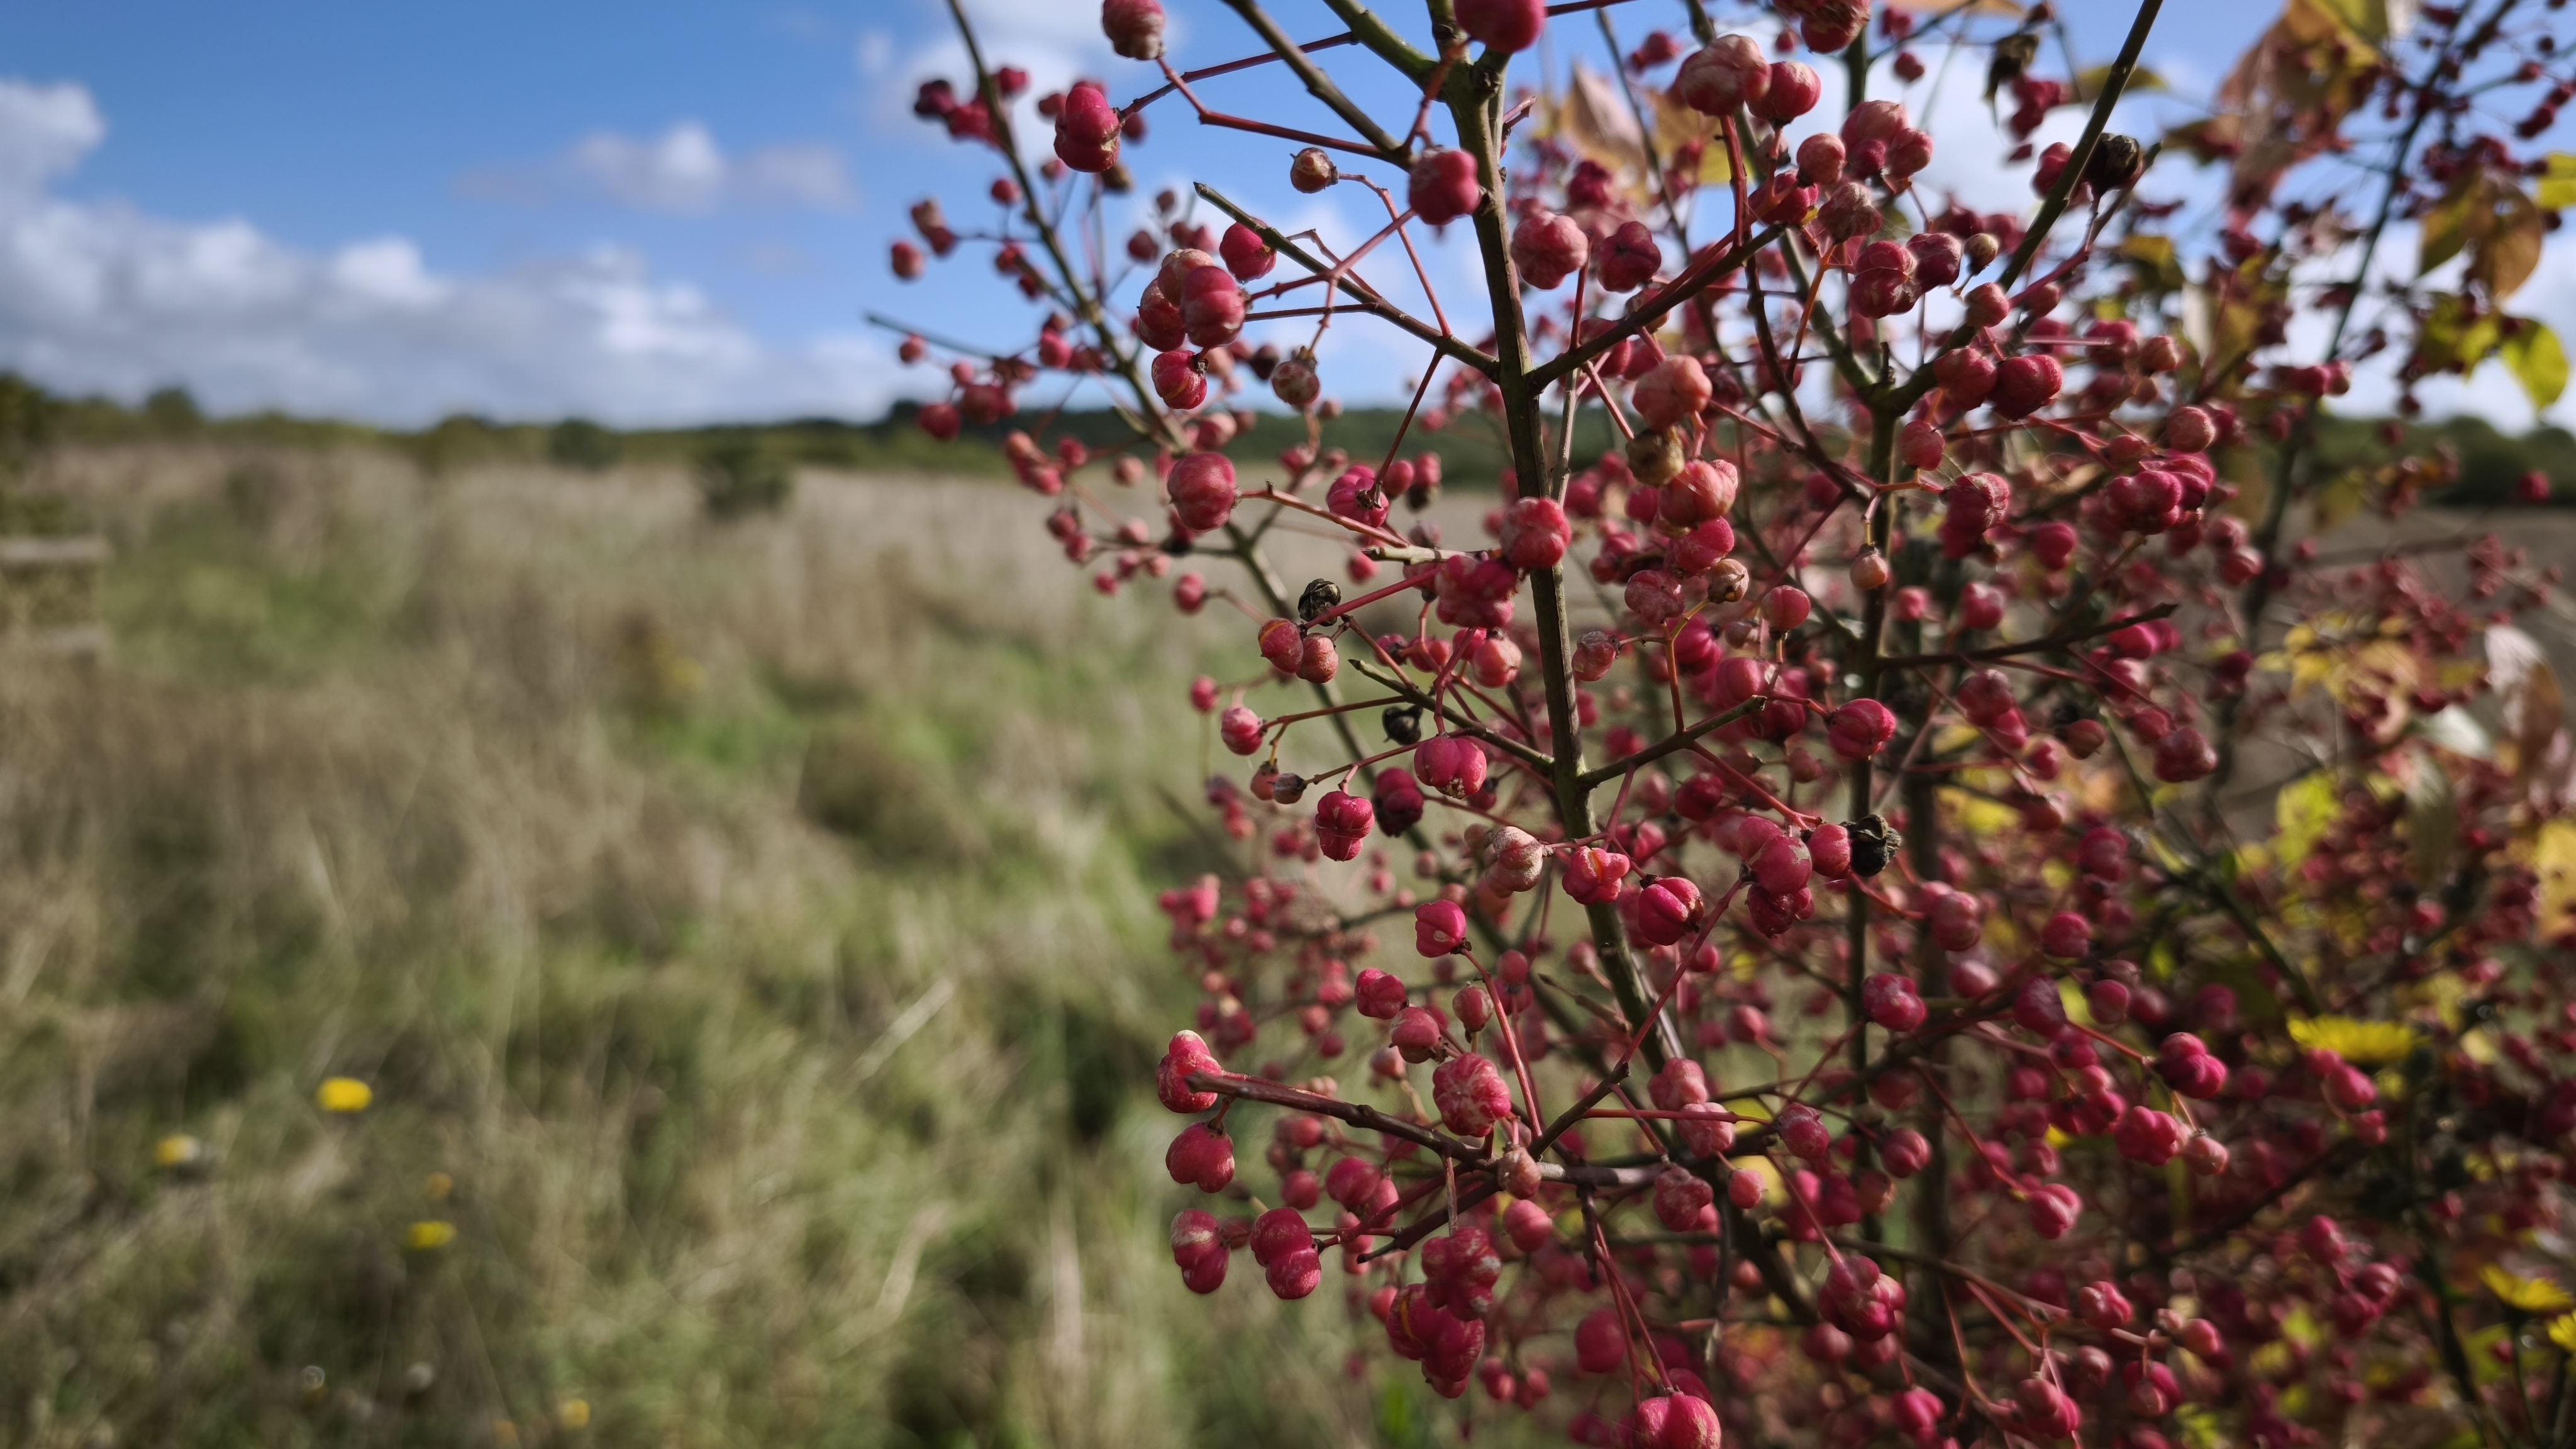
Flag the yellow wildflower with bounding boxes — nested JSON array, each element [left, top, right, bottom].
[[405, 1220, 457, 1252], [316, 1077, 374, 1113]]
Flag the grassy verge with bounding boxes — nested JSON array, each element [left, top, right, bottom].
[[0, 445, 1383, 1449]]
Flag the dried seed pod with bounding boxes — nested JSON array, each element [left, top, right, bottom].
[[1297, 578, 1342, 623], [1845, 813, 1904, 877], [1626, 428, 1685, 486]]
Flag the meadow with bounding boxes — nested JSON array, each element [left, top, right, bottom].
[[0, 445, 1401, 1449]]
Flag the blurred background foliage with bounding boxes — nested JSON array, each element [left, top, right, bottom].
[[9, 373, 2576, 509]]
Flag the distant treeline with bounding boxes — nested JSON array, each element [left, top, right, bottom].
[[2, 374, 2569, 508]]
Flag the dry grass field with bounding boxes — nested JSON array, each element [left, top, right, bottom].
[[0, 446, 1410, 1449]]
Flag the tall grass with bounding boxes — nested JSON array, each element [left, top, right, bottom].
[[0, 447, 1380, 1449]]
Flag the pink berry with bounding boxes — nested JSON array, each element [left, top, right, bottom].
[[1674, 35, 1770, 116], [1862, 973, 1927, 1033], [1989, 354, 2065, 418], [1408, 148, 1482, 225], [1510, 210, 1589, 289], [1596, 221, 1662, 292], [1760, 60, 1822, 120], [1101, 0, 1166, 60], [2040, 911, 2092, 960], [1165, 1122, 1236, 1192], [1052, 82, 1121, 173], [1414, 899, 1470, 957]]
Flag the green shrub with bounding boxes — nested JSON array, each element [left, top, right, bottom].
[[693, 432, 792, 518]]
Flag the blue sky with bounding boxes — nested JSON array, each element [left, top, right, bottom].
[[0, 0, 2558, 427]]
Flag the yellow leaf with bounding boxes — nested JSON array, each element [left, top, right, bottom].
[[2075, 64, 2170, 103], [2287, 1015, 2419, 1066], [2501, 321, 2568, 409], [2539, 153, 2576, 210], [316, 1077, 374, 1113], [2273, 774, 2339, 869], [2310, 0, 2394, 39], [2118, 234, 2185, 292], [2482, 1263, 2575, 1314], [2535, 820, 2576, 936]]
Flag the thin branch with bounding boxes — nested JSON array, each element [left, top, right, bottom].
[[1220, 0, 1413, 158], [1197, 184, 1501, 379]]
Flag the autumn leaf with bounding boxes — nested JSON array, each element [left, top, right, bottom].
[[2490, 623, 2567, 789], [2311, 0, 2399, 40], [2538, 153, 2576, 210], [2418, 294, 2502, 373], [1646, 88, 1733, 186], [1555, 62, 1651, 191], [2472, 191, 2546, 299], [2419, 184, 2477, 274], [2213, 0, 2383, 209], [2118, 234, 2185, 293], [2074, 64, 2168, 104], [2482, 1265, 2575, 1315], [2288, 1016, 2419, 1065], [2501, 321, 2569, 409]]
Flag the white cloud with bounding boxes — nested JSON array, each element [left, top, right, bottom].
[[464, 121, 855, 214], [556, 121, 854, 213], [0, 80, 102, 201], [0, 79, 894, 426]]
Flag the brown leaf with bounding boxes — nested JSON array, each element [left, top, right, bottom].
[[2214, 0, 2380, 210], [1557, 63, 1650, 187], [2472, 191, 2545, 300], [2489, 624, 2566, 786]]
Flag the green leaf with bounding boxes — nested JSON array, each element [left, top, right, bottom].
[[2539, 153, 2576, 210], [2502, 320, 2569, 409]]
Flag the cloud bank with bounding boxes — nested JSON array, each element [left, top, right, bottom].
[[0, 80, 890, 427]]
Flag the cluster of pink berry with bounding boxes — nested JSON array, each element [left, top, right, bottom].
[[881, 0, 2576, 1442]]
